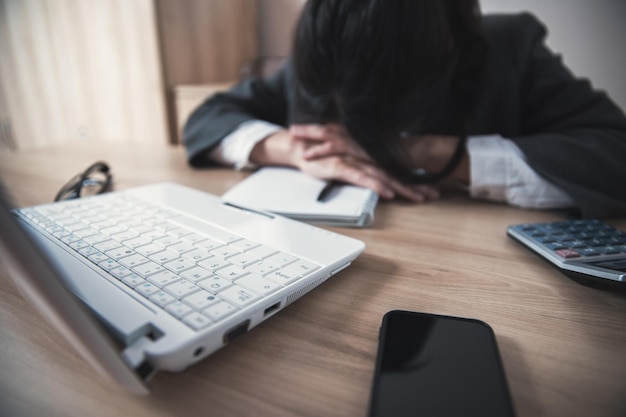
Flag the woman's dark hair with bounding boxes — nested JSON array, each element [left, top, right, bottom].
[[292, 0, 487, 183]]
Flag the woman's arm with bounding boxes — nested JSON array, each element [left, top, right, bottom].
[[182, 64, 291, 167], [506, 13, 626, 217]]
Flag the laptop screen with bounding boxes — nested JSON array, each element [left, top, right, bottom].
[[0, 181, 148, 394]]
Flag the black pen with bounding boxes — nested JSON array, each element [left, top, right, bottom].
[[317, 181, 336, 202]]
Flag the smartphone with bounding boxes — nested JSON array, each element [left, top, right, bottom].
[[368, 310, 516, 417]]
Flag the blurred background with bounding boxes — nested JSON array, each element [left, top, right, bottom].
[[1, 0, 624, 151]]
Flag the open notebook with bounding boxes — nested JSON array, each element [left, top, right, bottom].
[[0, 181, 365, 394], [222, 167, 379, 228]]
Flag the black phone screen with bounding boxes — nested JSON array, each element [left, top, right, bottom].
[[368, 310, 515, 417]]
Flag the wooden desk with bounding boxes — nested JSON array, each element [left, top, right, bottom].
[[1, 142, 625, 417]]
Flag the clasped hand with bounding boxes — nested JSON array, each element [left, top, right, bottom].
[[252, 123, 440, 202]]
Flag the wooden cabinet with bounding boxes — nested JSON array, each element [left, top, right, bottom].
[[155, 0, 258, 144], [174, 82, 234, 144]]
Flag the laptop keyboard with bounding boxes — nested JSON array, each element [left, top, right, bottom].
[[17, 194, 321, 331]]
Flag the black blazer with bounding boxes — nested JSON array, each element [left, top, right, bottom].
[[184, 13, 626, 218]]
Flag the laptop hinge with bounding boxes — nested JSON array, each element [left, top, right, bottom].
[[122, 336, 156, 381]]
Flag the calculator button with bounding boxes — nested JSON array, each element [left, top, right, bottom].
[[545, 243, 568, 250], [555, 249, 581, 258], [599, 246, 621, 255], [579, 248, 601, 257]]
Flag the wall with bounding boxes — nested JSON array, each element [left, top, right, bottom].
[[0, 0, 168, 151], [480, 0, 626, 110]]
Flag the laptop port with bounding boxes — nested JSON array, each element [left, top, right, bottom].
[[263, 302, 281, 317], [223, 320, 250, 343], [193, 347, 204, 357]]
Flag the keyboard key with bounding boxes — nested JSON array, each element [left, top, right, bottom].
[[105, 246, 136, 260], [231, 239, 260, 252], [266, 252, 298, 267], [164, 279, 200, 298], [61, 235, 81, 244], [69, 240, 90, 251], [181, 232, 208, 244], [153, 234, 181, 247], [132, 261, 165, 277], [236, 274, 281, 296], [288, 259, 320, 276], [247, 260, 279, 276], [121, 274, 146, 288], [193, 238, 223, 251], [150, 291, 176, 307], [215, 264, 248, 280], [170, 217, 241, 244], [147, 270, 180, 286], [183, 312, 213, 330], [98, 259, 121, 271], [110, 230, 140, 242], [229, 252, 259, 268], [110, 266, 134, 279], [218, 285, 260, 308], [136, 281, 160, 297], [65, 221, 89, 232], [182, 290, 219, 310], [198, 257, 231, 272], [93, 239, 122, 252], [119, 253, 150, 269], [164, 257, 197, 273], [52, 230, 71, 239], [79, 246, 99, 257], [83, 233, 110, 245], [124, 236, 152, 249], [182, 248, 214, 262], [87, 252, 109, 263], [149, 250, 180, 265], [167, 226, 193, 239], [246, 245, 277, 259], [202, 301, 237, 322], [210, 246, 241, 259], [198, 276, 233, 293], [169, 241, 195, 255], [140, 229, 167, 241], [166, 301, 193, 319], [266, 268, 301, 285], [181, 266, 213, 282], [99, 224, 126, 235], [135, 243, 166, 256]]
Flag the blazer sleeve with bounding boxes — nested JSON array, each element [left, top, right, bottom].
[[183, 64, 292, 167], [507, 13, 626, 218]]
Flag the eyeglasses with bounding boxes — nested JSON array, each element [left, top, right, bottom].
[[54, 161, 112, 202]]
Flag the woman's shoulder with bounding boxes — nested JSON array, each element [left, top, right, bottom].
[[481, 12, 549, 63], [482, 12, 547, 45]]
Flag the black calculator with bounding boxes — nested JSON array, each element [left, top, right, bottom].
[[507, 219, 626, 288]]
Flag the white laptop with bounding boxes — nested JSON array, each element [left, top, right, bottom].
[[0, 181, 365, 394]]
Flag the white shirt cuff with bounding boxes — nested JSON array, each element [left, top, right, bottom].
[[209, 120, 283, 170], [467, 135, 575, 209]]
